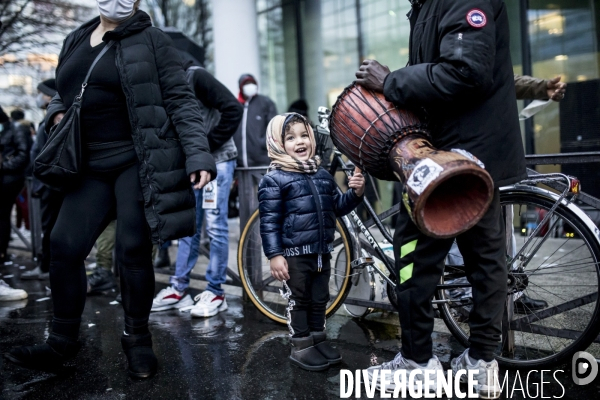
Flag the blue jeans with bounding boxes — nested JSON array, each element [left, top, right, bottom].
[[170, 160, 235, 295]]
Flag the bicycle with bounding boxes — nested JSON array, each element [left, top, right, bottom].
[[238, 107, 600, 368]]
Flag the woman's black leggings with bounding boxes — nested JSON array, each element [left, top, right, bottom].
[[49, 163, 154, 337]]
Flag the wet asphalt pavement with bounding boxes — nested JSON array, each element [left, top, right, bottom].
[[1, 255, 599, 399]]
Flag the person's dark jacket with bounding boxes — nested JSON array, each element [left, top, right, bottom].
[[258, 168, 362, 259], [233, 94, 277, 168], [1, 121, 31, 185], [45, 11, 216, 244], [383, 0, 526, 187], [30, 121, 49, 194], [181, 58, 243, 157]]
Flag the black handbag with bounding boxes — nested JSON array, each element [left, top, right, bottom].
[[33, 41, 115, 191]]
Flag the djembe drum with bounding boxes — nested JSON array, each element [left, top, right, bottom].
[[329, 83, 494, 239]]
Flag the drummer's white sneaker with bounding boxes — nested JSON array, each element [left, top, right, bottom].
[[364, 352, 444, 394], [451, 349, 501, 399]]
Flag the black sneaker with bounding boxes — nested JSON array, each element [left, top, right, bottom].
[[153, 248, 171, 268], [514, 295, 548, 314], [87, 268, 117, 294]]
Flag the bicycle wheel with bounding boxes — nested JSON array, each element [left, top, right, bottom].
[[238, 209, 354, 324], [437, 186, 600, 368]]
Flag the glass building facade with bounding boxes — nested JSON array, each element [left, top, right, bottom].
[[256, 0, 600, 205]]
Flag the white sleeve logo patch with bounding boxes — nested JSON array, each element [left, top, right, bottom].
[[467, 9, 487, 28]]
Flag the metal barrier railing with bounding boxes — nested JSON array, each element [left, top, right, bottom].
[[236, 166, 268, 230]]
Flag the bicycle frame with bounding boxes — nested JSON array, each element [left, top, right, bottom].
[[504, 181, 600, 259], [316, 107, 398, 287], [328, 152, 397, 288]]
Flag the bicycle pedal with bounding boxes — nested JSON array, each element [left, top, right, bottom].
[[351, 257, 375, 269]]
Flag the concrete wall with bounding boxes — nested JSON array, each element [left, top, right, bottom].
[[212, 0, 261, 96]]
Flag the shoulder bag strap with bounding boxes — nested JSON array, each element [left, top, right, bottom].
[[75, 40, 116, 102]]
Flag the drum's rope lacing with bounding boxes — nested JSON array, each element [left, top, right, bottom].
[[330, 85, 429, 179]]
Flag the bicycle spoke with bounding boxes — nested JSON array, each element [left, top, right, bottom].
[[513, 292, 598, 325]]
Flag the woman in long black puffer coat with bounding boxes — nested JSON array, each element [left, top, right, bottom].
[[5, 1, 216, 379]]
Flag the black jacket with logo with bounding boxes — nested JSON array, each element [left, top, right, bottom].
[[1, 121, 31, 185], [233, 94, 277, 168], [383, 0, 526, 187]]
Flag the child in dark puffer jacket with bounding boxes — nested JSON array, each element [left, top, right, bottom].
[[258, 113, 364, 371]]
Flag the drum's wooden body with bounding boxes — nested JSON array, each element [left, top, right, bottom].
[[330, 83, 494, 238]]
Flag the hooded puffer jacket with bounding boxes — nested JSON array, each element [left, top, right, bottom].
[[258, 168, 362, 259], [45, 11, 216, 244], [1, 121, 31, 185]]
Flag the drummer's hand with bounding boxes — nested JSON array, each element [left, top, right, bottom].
[[349, 167, 365, 197], [355, 59, 390, 92], [270, 255, 289, 281], [190, 170, 211, 190]]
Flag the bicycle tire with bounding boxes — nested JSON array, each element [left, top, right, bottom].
[[436, 187, 600, 368], [238, 209, 354, 324]]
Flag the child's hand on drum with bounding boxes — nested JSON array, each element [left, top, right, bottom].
[[349, 167, 365, 197], [270, 255, 290, 281]]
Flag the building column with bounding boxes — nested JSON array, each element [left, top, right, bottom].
[[302, 0, 325, 123], [211, 0, 261, 95]]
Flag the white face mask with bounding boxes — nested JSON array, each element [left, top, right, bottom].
[[242, 83, 258, 98], [97, 0, 136, 22]]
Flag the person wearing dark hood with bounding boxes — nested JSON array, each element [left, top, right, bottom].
[[5, 0, 216, 379], [287, 99, 309, 118], [232, 74, 277, 221], [1, 107, 31, 266], [22, 79, 61, 281], [233, 73, 278, 168], [0, 107, 29, 300], [355, 1, 525, 397]]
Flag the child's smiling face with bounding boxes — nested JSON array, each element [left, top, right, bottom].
[[283, 122, 311, 161]]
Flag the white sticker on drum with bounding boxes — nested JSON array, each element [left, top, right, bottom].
[[451, 148, 485, 169], [406, 158, 443, 195]]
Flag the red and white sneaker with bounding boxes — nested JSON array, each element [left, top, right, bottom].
[[151, 286, 193, 312], [189, 291, 228, 318]]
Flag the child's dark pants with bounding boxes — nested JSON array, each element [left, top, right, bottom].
[[285, 254, 331, 338]]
